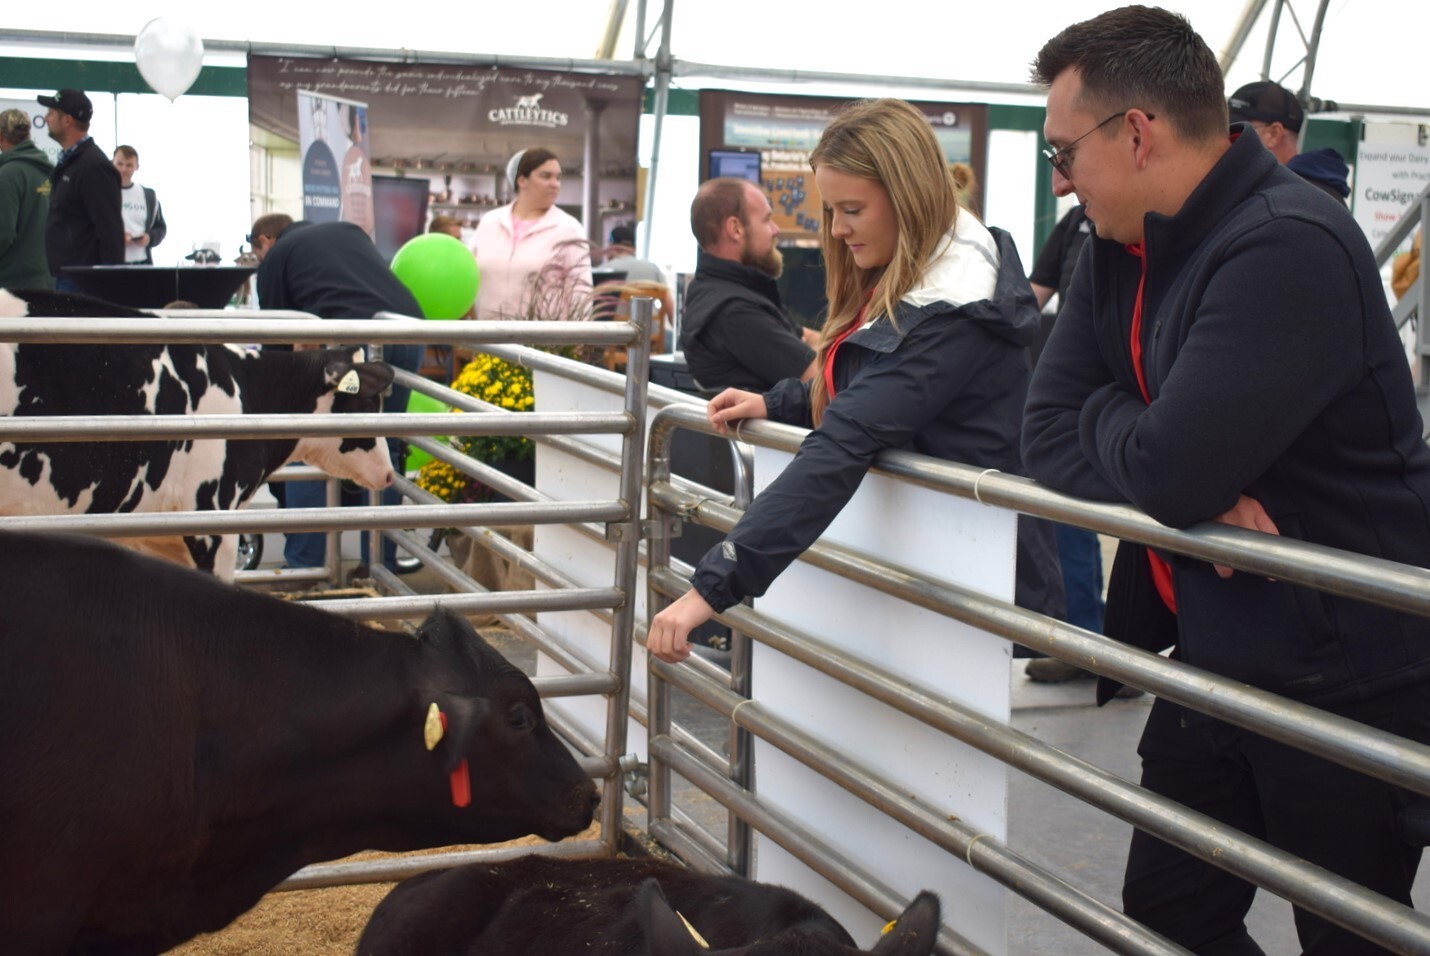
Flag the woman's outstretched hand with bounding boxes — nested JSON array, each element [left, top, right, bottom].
[[708, 389, 768, 434], [647, 588, 717, 663]]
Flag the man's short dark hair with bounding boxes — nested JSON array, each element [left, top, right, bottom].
[[1031, 5, 1228, 144], [610, 222, 636, 246], [690, 178, 752, 249], [114, 145, 138, 162], [250, 213, 294, 242]]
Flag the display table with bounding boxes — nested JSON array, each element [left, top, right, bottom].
[[60, 266, 257, 310]]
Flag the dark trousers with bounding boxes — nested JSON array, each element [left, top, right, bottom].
[[1124, 683, 1430, 954]]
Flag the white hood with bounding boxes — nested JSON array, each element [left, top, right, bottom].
[[901, 212, 1000, 311]]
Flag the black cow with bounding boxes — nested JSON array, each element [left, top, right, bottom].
[[0, 530, 599, 954], [0, 287, 396, 577], [357, 855, 941, 955]]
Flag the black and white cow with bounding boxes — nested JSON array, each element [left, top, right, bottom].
[[357, 855, 942, 956], [0, 529, 599, 955], [0, 288, 396, 576]]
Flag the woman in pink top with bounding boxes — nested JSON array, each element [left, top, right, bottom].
[[472, 148, 593, 321]]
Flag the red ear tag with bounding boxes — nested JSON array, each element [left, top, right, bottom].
[[436, 711, 472, 808]]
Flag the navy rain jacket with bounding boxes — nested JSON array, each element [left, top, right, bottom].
[[689, 215, 1064, 621]]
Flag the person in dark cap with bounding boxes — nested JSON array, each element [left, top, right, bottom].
[[1229, 80, 1351, 203], [37, 88, 123, 290], [1227, 79, 1305, 164]]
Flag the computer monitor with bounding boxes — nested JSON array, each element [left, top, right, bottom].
[[708, 148, 762, 185], [371, 174, 432, 263]]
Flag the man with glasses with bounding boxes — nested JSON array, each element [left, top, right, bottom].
[[1023, 7, 1430, 954]]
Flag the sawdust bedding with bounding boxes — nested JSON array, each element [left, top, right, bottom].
[[171, 824, 602, 955]]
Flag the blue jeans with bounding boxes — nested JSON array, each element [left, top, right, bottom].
[[1056, 524, 1105, 633], [283, 343, 424, 570]]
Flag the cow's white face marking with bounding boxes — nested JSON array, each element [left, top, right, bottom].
[[287, 392, 395, 490]]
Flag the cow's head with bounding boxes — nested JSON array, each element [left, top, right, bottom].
[[415, 608, 599, 843], [290, 347, 397, 489], [636, 882, 942, 955]]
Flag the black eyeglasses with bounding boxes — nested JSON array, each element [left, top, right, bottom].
[[1042, 110, 1154, 179]]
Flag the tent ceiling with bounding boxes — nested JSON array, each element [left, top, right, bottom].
[[1, 1, 1425, 117]]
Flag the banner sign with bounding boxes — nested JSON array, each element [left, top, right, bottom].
[[249, 57, 643, 243], [297, 90, 373, 230], [699, 91, 988, 238], [1353, 125, 1430, 250]]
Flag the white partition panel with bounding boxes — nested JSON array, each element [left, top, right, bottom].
[[529, 371, 1012, 954], [749, 444, 1012, 955], [534, 371, 650, 760]]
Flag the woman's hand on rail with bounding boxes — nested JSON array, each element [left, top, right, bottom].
[[708, 389, 767, 435], [1211, 494, 1280, 579], [647, 589, 716, 663]]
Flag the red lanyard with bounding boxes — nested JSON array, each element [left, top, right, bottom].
[[824, 297, 871, 401], [1126, 242, 1177, 614]]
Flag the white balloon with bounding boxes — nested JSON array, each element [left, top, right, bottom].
[[134, 18, 204, 102]]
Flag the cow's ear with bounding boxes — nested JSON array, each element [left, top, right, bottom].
[[435, 695, 490, 774], [352, 361, 395, 398], [632, 879, 704, 955], [869, 891, 940, 956], [416, 607, 483, 659]]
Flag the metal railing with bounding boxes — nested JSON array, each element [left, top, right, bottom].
[[0, 306, 655, 884], [642, 401, 1430, 956]]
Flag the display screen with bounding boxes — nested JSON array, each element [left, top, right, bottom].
[[708, 148, 762, 184], [371, 175, 431, 262]]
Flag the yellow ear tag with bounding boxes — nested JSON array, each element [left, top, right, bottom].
[[882, 920, 897, 935], [353, 348, 366, 364], [337, 369, 361, 394], [677, 911, 710, 949], [423, 702, 444, 751]]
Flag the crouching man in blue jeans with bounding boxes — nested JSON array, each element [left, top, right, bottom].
[[251, 213, 425, 575]]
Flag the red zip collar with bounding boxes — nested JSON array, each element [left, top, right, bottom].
[[1125, 241, 1177, 614]]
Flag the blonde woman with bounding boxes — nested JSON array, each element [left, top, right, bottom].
[[648, 98, 1063, 662]]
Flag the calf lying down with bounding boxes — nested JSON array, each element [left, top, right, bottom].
[[357, 855, 940, 955]]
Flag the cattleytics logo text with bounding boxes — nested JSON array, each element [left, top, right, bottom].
[[488, 93, 570, 129]]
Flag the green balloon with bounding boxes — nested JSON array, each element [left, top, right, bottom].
[[390, 233, 480, 320], [405, 389, 451, 472]]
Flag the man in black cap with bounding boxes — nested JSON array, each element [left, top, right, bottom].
[[37, 89, 123, 290], [1228, 79, 1350, 204], [1227, 79, 1305, 165]]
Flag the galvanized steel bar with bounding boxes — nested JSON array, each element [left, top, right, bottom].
[[277, 837, 608, 892], [648, 487, 1430, 798], [597, 296, 655, 855], [650, 737, 988, 956], [648, 402, 1430, 620], [0, 501, 624, 538], [375, 512, 624, 690], [0, 315, 637, 347], [646, 819, 730, 876], [648, 566, 1430, 954], [0, 411, 629, 441], [651, 655, 1192, 956], [298, 587, 622, 622]]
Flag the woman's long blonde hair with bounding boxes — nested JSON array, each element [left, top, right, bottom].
[[808, 98, 960, 425]]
